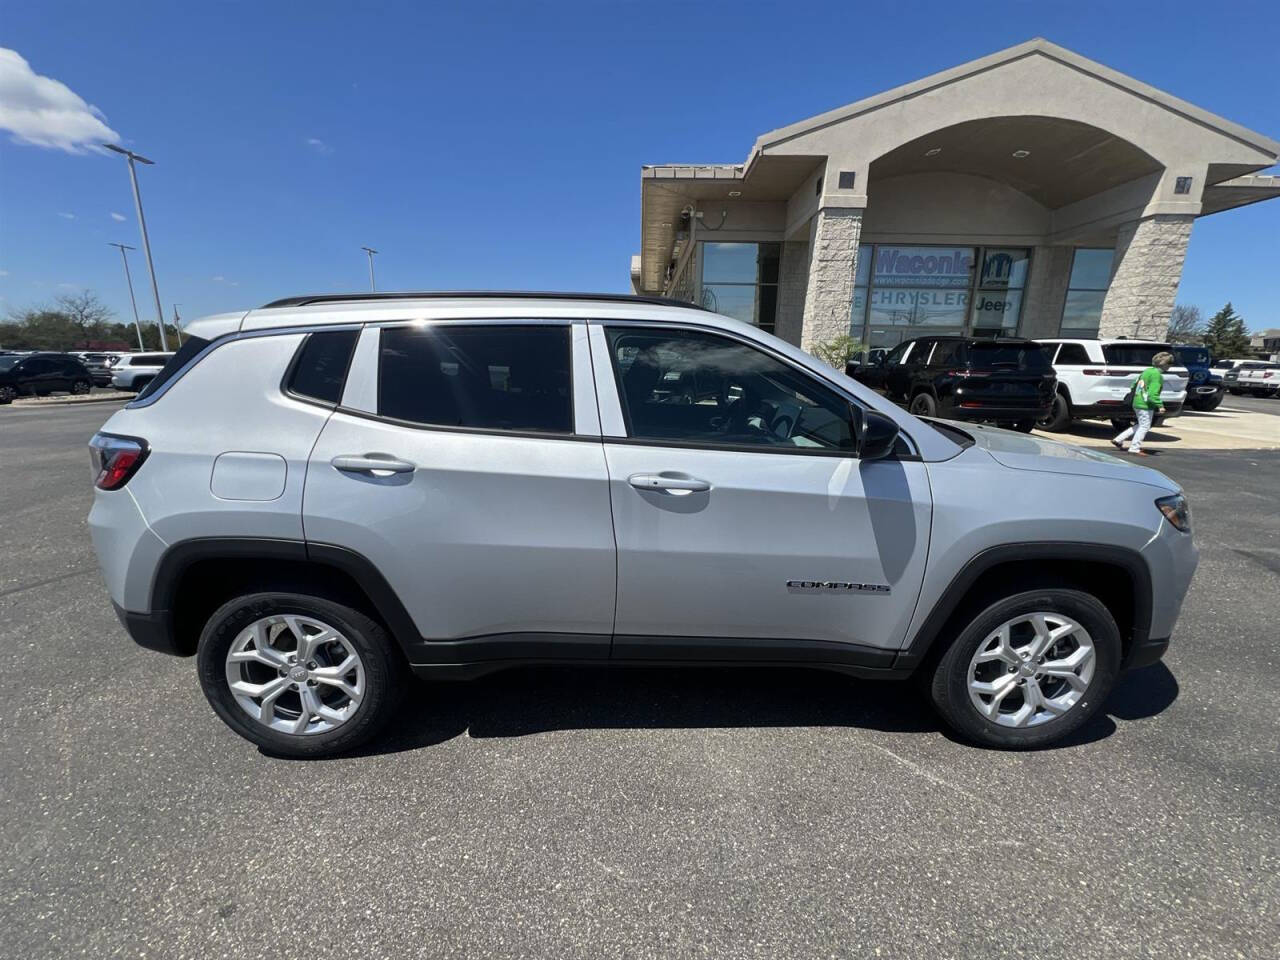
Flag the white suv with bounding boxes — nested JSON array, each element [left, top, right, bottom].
[[1034, 339, 1189, 431], [1233, 361, 1279, 397], [110, 352, 174, 392]]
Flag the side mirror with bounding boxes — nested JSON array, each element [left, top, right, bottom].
[[858, 410, 900, 461], [844, 360, 861, 377]]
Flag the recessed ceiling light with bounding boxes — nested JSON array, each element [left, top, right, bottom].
[[924, 147, 942, 157], [1012, 149, 1031, 158], [728, 190, 742, 197]]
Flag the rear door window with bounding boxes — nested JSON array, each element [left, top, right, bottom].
[[929, 340, 963, 367], [377, 324, 573, 434], [1054, 344, 1090, 365]]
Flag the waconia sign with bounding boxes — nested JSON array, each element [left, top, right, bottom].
[[874, 246, 973, 287]]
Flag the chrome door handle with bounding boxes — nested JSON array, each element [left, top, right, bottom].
[[628, 473, 711, 493], [331, 454, 416, 475]]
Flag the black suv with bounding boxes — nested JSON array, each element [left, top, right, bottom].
[[847, 336, 1055, 432], [0, 352, 93, 403]]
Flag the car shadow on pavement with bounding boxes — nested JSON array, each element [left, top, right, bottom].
[[326, 660, 1179, 759]]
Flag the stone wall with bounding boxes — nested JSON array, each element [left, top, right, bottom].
[[1098, 215, 1194, 340], [799, 208, 862, 353], [774, 240, 810, 346]]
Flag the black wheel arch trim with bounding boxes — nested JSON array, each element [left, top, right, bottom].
[[894, 541, 1153, 672]]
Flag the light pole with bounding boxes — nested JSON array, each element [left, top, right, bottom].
[[103, 144, 167, 351], [361, 246, 378, 292], [172, 304, 182, 346], [107, 242, 145, 351]]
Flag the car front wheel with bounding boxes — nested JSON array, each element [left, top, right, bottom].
[[197, 592, 407, 758], [71, 379, 90, 395], [929, 589, 1121, 749], [0, 385, 15, 404]]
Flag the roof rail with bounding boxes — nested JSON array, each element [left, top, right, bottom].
[[259, 291, 708, 311]]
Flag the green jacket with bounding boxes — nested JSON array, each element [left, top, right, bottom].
[[1132, 367, 1164, 411]]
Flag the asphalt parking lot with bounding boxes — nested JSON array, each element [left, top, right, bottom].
[[2, 400, 1278, 960]]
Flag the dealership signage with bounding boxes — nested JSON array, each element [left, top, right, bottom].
[[874, 247, 973, 287]]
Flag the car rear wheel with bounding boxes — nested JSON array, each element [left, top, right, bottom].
[[1036, 394, 1071, 432], [1011, 419, 1035, 433], [929, 589, 1120, 749], [908, 392, 938, 417], [0, 385, 14, 404], [197, 592, 407, 758], [71, 379, 90, 395]]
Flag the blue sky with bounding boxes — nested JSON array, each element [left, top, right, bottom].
[[2, 0, 1277, 332]]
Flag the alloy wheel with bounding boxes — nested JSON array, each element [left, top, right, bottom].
[[224, 615, 365, 736], [966, 612, 1095, 728]]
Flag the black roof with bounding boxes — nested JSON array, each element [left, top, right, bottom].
[[259, 291, 707, 311]]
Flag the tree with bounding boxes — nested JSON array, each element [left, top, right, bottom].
[[1166, 304, 1203, 343], [1201, 302, 1252, 360], [811, 335, 859, 370]]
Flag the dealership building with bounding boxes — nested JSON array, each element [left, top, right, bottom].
[[632, 39, 1280, 352]]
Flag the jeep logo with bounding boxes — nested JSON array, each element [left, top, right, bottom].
[[786, 580, 891, 594]]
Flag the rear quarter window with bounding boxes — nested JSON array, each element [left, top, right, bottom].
[[1102, 344, 1171, 367], [968, 342, 1051, 371], [285, 330, 359, 405]]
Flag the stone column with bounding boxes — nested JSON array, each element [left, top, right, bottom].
[[773, 240, 810, 346], [799, 207, 862, 353], [1018, 246, 1073, 338], [1098, 215, 1194, 340]]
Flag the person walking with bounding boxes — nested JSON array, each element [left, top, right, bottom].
[[1112, 351, 1173, 456]]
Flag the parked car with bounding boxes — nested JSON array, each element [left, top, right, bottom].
[[1172, 345, 1224, 411], [1034, 338, 1189, 432], [110, 352, 174, 392], [88, 292, 1197, 757], [73, 351, 123, 387], [846, 336, 1054, 432], [1232, 360, 1280, 397], [0, 352, 93, 403]]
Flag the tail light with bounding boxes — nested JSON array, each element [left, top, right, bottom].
[[1081, 368, 1109, 376], [89, 433, 149, 490]]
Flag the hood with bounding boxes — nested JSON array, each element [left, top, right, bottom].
[[944, 420, 1180, 493]]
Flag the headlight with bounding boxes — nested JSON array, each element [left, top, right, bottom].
[[1156, 493, 1191, 533]]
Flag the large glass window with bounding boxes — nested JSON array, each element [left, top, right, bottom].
[[287, 330, 358, 404], [850, 244, 1030, 350], [605, 326, 854, 452], [1060, 248, 1114, 339], [377, 325, 572, 433], [699, 242, 781, 333]]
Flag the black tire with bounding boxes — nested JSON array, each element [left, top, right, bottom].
[[1189, 393, 1223, 412], [929, 588, 1121, 749], [71, 379, 90, 395], [197, 592, 407, 758], [1011, 419, 1035, 433], [908, 392, 938, 417], [1036, 393, 1072, 432], [0, 385, 14, 404]]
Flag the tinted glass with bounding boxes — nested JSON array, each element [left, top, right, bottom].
[[1055, 344, 1091, 365], [929, 340, 963, 366], [1102, 343, 1172, 367], [60, 357, 86, 373], [131, 353, 171, 365], [1174, 347, 1210, 366], [287, 330, 358, 404], [0, 357, 19, 372], [23, 357, 54, 373], [135, 338, 210, 401], [606, 327, 853, 452], [378, 325, 572, 433], [1068, 249, 1114, 290], [968, 342, 1051, 371]]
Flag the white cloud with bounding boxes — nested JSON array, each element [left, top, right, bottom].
[[57, 282, 76, 289], [110, 211, 126, 221], [57, 211, 76, 219], [211, 275, 239, 287], [0, 48, 120, 153], [305, 137, 333, 155], [0, 269, 8, 277]]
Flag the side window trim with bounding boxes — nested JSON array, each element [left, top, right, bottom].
[[340, 325, 379, 413]]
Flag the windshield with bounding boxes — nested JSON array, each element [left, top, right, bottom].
[[1174, 347, 1210, 366], [0, 356, 21, 372], [1102, 343, 1173, 367], [968, 342, 1051, 371]]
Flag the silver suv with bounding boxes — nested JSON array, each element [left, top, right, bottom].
[[87, 293, 1198, 756]]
